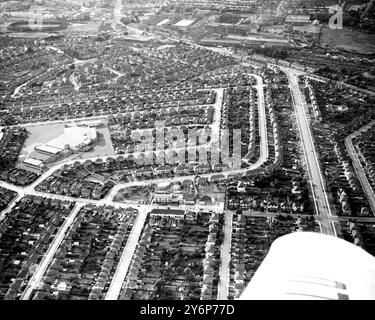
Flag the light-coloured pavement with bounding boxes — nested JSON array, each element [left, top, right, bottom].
[[0, 76, 269, 208], [0, 73, 269, 302], [283, 67, 335, 236], [217, 211, 233, 300], [0, 29, 273, 300], [0, 192, 24, 222], [0, 64, 321, 300], [113, 0, 123, 23], [210, 88, 224, 148], [3, 20, 374, 301], [338, 216, 375, 223], [105, 205, 149, 300], [9, 115, 108, 128], [253, 74, 268, 165], [345, 120, 375, 216], [12, 73, 43, 98], [21, 202, 84, 300]]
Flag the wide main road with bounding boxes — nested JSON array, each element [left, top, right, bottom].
[[345, 120, 375, 216], [283, 68, 335, 236], [113, 0, 123, 23]]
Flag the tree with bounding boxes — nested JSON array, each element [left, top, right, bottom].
[[186, 271, 195, 282], [145, 264, 152, 272], [184, 266, 190, 273], [163, 265, 174, 280], [189, 283, 197, 291], [176, 266, 184, 274]]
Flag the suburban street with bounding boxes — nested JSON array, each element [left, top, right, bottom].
[[0, 73, 270, 207], [0, 193, 24, 222], [253, 74, 269, 167], [21, 203, 84, 300], [0, 87, 269, 299], [283, 67, 335, 236], [105, 205, 149, 300], [0, 50, 329, 300], [209, 88, 224, 149], [3, 16, 364, 300], [217, 211, 233, 300], [2, 0, 375, 304], [345, 120, 375, 216], [113, 0, 123, 23], [0, 48, 340, 300]]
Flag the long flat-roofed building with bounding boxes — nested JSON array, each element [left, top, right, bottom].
[[21, 157, 45, 172], [150, 208, 185, 218], [285, 15, 310, 24], [35, 144, 62, 156], [35, 125, 97, 155]]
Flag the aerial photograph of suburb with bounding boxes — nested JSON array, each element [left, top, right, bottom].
[[0, 0, 375, 304]]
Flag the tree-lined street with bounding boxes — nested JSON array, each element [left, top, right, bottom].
[[283, 67, 335, 236]]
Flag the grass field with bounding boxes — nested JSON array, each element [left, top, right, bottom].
[[321, 26, 375, 54], [114, 186, 152, 203]]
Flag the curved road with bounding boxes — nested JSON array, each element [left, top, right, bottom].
[[0, 75, 269, 300]]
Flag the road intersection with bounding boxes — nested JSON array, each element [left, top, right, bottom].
[[284, 67, 336, 236], [0, 73, 269, 300], [345, 120, 375, 216], [1, 27, 358, 299]]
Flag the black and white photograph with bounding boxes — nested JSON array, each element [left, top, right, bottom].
[[0, 0, 375, 309]]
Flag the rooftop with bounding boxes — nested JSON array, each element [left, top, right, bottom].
[[150, 208, 185, 216]]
